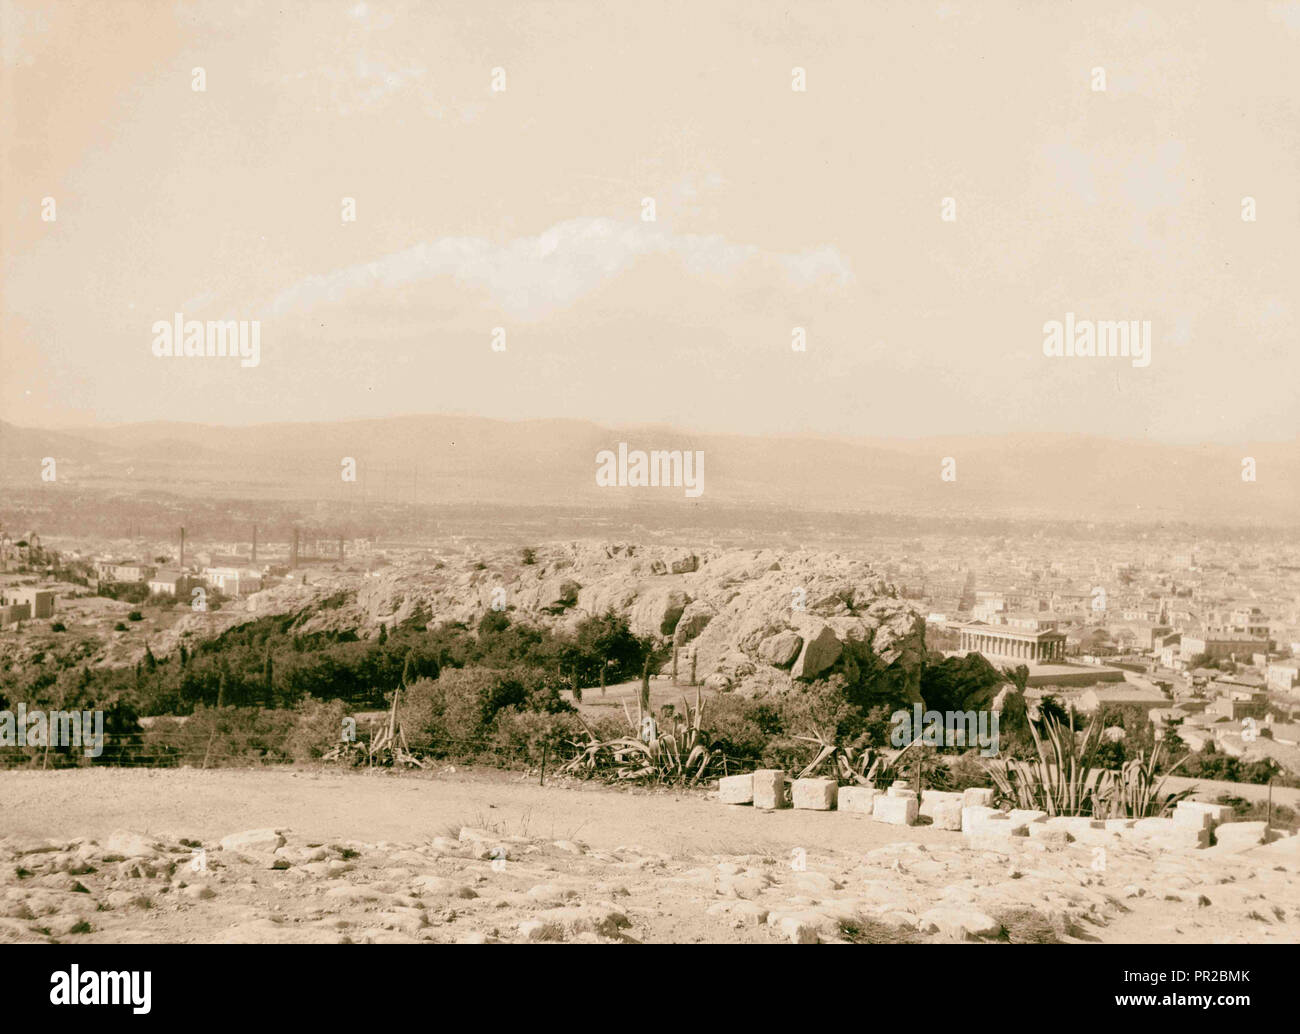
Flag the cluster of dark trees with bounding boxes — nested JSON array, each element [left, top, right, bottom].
[[2, 606, 655, 720]]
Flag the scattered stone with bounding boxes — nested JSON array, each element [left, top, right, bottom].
[[219, 830, 286, 856], [103, 831, 161, 859]]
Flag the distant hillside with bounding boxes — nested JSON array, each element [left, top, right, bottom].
[[1, 418, 1295, 525]]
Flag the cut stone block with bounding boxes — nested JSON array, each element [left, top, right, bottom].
[[837, 786, 879, 814], [872, 795, 918, 826], [1006, 809, 1048, 831], [1045, 817, 1103, 835], [930, 800, 964, 831], [791, 778, 837, 811], [919, 790, 965, 818], [718, 774, 753, 805], [1104, 818, 1135, 831], [752, 769, 788, 810], [961, 806, 1002, 833], [962, 787, 996, 808], [1175, 801, 1235, 828], [1028, 825, 1070, 845], [887, 785, 917, 799], [1213, 821, 1275, 849], [1172, 805, 1214, 830], [1127, 818, 1209, 850]]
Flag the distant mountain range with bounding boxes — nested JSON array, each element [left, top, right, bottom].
[[1, 417, 1295, 526]]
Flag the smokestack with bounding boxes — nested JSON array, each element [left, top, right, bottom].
[[251, 525, 258, 565], [179, 527, 185, 570], [290, 528, 299, 569]]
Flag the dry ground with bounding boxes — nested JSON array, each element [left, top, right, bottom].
[[2, 766, 1297, 944]]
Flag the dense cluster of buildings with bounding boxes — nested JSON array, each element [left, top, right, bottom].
[[896, 533, 1300, 775]]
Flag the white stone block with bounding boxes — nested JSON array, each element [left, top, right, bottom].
[[872, 795, 918, 826], [1176, 801, 1235, 828], [1045, 816, 1103, 835], [1128, 817, 1209, 849], [961, 805, 1002, 833], [1172, 804, 1214, 829], [930, 800, 964, 830], [919, 790, 965, 818], [752, 769, 787, 810], [718, 774, 753, 805], [837, 786, 879, 814], [1006, 809, 1048, 831], [1213, 821, 1274, 848], [791, 778, 837, 811], [962, 787, 996, 808]]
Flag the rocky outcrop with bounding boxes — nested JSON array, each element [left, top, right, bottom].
[[153, 543, 928, 706]]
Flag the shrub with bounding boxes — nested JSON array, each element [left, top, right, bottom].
[[491, 709, 577, 765], [283, 699, 352, 761], [142, 706, 296, 767], [50, 622, 66, 632]]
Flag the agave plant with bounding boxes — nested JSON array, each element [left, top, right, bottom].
[[983, 710, 1197, 818], [1093, 737, 1195, 819], [982, 711, 1109, 816], [795, 728, 923, 788], [558, 685, 722, 784]]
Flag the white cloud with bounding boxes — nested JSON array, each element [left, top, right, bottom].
[[266, 217, 854, 320]]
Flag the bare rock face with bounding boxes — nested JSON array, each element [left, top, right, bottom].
[[673, 600, 715, 645]]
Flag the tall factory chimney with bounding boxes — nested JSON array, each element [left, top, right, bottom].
[[179, 527, 186, 570], [290, 528, 299, 569]]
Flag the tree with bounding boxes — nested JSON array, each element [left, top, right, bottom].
[[575, 611, 642, 693]]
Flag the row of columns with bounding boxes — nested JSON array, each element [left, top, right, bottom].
[[959, 629, 1065, 662]]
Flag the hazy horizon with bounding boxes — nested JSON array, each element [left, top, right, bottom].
[[3, 0, 1298, 445]]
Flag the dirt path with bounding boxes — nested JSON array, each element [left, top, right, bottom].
[[0, 766, 938, 857]]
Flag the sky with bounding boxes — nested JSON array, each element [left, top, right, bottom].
[[1, 0, 1298, 444]]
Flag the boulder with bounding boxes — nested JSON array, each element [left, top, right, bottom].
[[669, 554, 699, 575], [103, 831, 161, 859], [757, 630, 803, 667], [791, 625, 842, 680], [218, 829, 286, 856]]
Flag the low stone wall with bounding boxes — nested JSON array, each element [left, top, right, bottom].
[[715, 773, 1291, 853]]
